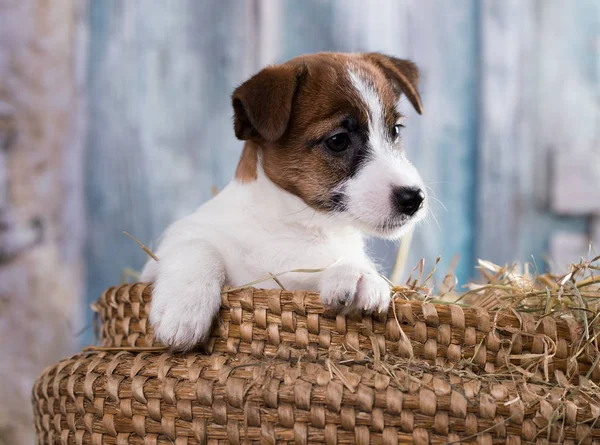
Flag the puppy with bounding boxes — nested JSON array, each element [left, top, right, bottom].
[[141, 52, 427, 351]]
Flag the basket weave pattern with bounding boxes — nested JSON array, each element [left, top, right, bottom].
[[33, 283, 600, 444]]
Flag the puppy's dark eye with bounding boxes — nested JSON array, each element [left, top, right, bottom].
[[392, 124, 404, 139], [325, 133, 350, 152]]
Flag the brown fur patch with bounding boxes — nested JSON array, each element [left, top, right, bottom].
[[232, 64, 305, 141], [235, 141, 259, 183], [231, 52, 422, 206], [363, 53, 422, 114]]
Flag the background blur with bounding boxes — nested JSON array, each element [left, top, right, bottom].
[[0, 1, 598, 443]]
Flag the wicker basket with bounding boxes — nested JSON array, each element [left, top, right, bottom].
[[33, 283, 600, 444]]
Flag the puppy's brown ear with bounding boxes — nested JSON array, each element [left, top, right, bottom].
[[232, 64, 305, 141], [364, 53, 423, 115]]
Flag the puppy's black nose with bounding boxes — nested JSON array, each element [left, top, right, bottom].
[[392, 187, 425, 216]]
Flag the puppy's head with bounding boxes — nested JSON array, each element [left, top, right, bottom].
[[232, 52, 427, 239]]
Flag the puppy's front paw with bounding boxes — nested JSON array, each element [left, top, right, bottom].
[[148, 248, 225, 351], [150, 285, 219, 351], [318, 264, 391, 314]]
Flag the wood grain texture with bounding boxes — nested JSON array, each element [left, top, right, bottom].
[[538, 0, 599, 158], [477, 0, 539, 265], [552, 152, 600, 214], [86, 1, 260, 345], [476, 0, 594, 269], [0, 0, 86, 443], [546, 0, 600, 267]]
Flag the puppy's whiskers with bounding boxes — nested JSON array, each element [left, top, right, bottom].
[[424, 185, 447, 212], [284, 204, 313, 217], [424, 209, 441, 230]]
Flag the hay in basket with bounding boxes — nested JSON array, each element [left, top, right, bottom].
[[33, 255, 600, 444]]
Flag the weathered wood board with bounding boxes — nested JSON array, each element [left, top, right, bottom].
[[477, 0, 597, 271], [86, 1, 259, 344], [552, 153, 600, 214]]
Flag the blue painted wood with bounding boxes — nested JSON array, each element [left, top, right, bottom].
[[477, 0, 596, 272], [85, 0, 259, 344]]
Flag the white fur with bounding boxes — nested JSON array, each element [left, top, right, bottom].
[[141, 167, 391, 350], [348, 70, 388, 152]]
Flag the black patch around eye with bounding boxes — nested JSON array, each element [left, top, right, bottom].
[[348, 144, 370, 178], [330, 191, 347, 211], [342, 118, 357, 132], [340, 116, 368, 144]]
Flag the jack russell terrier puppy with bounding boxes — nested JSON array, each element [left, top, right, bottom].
[[141, 52, 427, 351]]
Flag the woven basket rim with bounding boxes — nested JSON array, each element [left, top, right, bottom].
[[88, 282, 600, 382], [96, 282, 582, 341]]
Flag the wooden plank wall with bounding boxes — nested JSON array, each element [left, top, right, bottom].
[[85, 0, 599, 342], [478, 0, 598, 271]]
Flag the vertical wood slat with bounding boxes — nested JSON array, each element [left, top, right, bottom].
[[85, 0, 262, 344], [477, 0, 596, 268], [477, 0, 538, 266], [545, 0, 600, 269], [540, 0, 599, 159], [548, 0, 600, 215], [552, 153, 600, 214]]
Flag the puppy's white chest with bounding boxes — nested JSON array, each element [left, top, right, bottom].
[[222, 226, 364, 290]]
